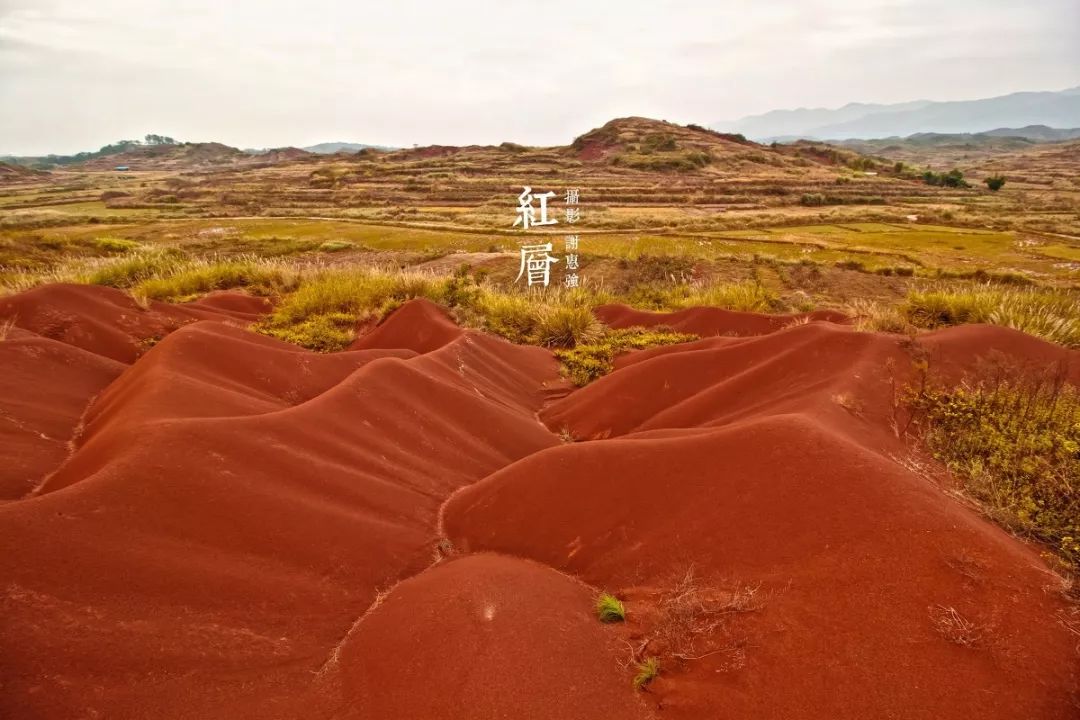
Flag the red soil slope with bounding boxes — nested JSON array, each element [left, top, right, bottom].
[[1, 291, 1077, 719], [328, 553, 651, 720]]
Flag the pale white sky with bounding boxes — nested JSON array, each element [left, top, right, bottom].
[[1, 0, 1077, 154]]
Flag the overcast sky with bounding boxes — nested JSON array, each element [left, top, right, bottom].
[[1, 0, 1077, 154]]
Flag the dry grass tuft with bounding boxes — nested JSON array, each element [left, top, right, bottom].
[[929, 605, 982, 647], [620, 565, 764, 684]]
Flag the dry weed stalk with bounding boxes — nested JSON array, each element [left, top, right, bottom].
[[632, 566, 764, 672], [930, 605, 982, 647]]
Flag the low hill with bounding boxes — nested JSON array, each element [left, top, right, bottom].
[[979, 125, 1080, 141], [0, 161, 48, 184]]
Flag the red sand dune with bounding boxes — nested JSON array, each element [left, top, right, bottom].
[[0, 289, 1077, 719]]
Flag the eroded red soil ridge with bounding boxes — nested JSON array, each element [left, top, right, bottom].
[[1, 286, 1077, 719]]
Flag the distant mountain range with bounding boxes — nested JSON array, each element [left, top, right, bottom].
[[244, 142, 396, 155], [713, 86, 1080, 141]]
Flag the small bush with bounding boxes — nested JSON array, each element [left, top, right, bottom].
[[922, 168, 970, 188], [596, 593, 626, 623], [532, 304, 602, 348], [984, 175, 1006, 192]]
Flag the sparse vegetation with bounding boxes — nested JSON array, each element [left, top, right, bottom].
[[596, 592, 626, 623], [84, 248, 187, 288], [93, 236, 140, 253], [903, 284, 1080, 347], [555, 328, 697, 385], [135, 256, 300, 301], [617, 566, 764, 688], [846, 298, 914, 334], [907, 363, 1080, 568]]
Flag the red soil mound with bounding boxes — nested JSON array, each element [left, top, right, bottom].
[[327, 553, 652, 720], [1, 288, 1078, 719], [594, 302, 848, 337], [349, 297, 464, 353], [919, 322, 1080, 384], [0, 295, 568, 719], [0, 283, 264, 363], [0, 327, 124, 500], [444, 418, 1079, 720]]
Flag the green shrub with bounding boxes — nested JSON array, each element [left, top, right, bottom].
[[907, 368, 1080, 568], [984, 175, 1006, 192], [596, 592, 626, 623]]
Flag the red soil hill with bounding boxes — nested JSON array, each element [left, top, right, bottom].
[[1, 291, 1077, 719]]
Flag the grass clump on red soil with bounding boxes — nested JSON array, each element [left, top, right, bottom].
[[83, 248, 188, 288], [907, 365, 1080, 568], [596, 592, 626, 623], [258, 268, 606, 352], [259, 267, 467, 351], [902, 284, 1080, 347], [633, 657, 660, 689], [555, 327, 698, 385], [463, 287, 605, 348], [134, 255, 301, 301]]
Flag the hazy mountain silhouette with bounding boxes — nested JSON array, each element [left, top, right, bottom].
[[713, 86, 1080, 141]]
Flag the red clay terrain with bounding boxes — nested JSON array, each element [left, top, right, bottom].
[[1, 286, 1078, 719]]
